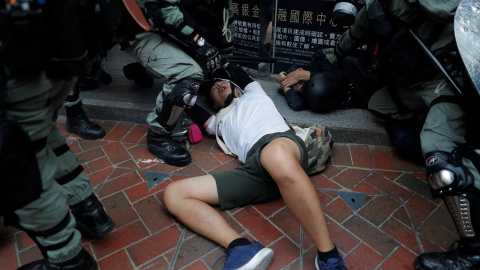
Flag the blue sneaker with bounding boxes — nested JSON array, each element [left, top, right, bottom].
[[222, 241, 274, 270], [315, 254, 347, 270]]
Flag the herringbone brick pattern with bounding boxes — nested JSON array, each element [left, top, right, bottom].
[[0, 117, 455, 270]]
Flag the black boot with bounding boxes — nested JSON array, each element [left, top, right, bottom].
[[123, 62, 154, 87], [18, 248, 98, 270], [70, 193, 115, 239], [414, 240, 480, 270], [147, 129, 191, 167], [75, 76, 98, 92], [66, 103, 105, 140]]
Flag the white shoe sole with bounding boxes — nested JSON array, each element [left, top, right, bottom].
[[236, 248, 274, 270]]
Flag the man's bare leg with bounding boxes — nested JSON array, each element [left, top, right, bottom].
[[163, 174, 275, 270], [260, 137, 334, 252], [163, 175, 242, 248]]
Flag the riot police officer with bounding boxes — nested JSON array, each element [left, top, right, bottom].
[[119, 0, 235, 167], [0, 0, 148, 268], [330, 0, 480, 268]]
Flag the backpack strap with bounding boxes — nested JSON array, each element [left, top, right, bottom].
[[215, 97, 238, 157]]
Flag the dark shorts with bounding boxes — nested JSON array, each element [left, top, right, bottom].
[[212, 130, 308, 210]]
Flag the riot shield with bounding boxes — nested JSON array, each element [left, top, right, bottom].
[[455, 0, 480, 98]]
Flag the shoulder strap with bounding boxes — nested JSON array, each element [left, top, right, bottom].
[[215, 97, 239, 157]]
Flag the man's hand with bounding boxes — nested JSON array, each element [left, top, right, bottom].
[[195, 37, 225, 72]]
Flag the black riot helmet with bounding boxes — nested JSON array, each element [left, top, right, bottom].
[[332, 0, 364, 27], [302, 72, 342, 112]]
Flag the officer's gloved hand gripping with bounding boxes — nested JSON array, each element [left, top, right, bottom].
[[144, 2, 225, 73]]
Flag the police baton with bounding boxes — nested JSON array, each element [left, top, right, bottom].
[[409, 29, 463, 95]]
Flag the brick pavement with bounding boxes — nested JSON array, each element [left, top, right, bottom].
[[0, 117, 457, 270]]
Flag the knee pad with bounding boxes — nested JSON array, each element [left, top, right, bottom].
[[426, 150, 479, 239]]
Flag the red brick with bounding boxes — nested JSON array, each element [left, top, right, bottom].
[[68, 140, 81, 154], [417, 219, 458, 251], [78, 140, 109, 152], [332, 168, 370, 189], [140, 256, 169, 270], [97, 171, 143, 198], [366, 172, 412, 200], [104, 122, 134, 141], [122, 124, 148, 144], [127, 145, 159, 168], [343, 216, 399, 257], [98, 250, 134, 270], [19, 245, 42, 266], [376, 170, 402, 181], [102, 192, 139, 229], [253, 198, 286, 217], [371, 146, 395, 170], [124, 181, 167, 203], [310, 174, 342, 190], [380, 218, 423, 255], [134, 196, 175, 234], [379, 246, 417, 270], [116, 159, 140, 170], [352, 182, 381, 195], [405, 195, 437, 227], [127, 226, 181, 266], [324, 197, 354, 223], [191, 151, 221, 171], [0, 235, 18, 269], [15, 231, 35, 251], [351, 145, 373, 168], [321, 165, 342, 179], [191, 136, 216, 152], [176, 163, 207, 177], [331, 144, 352, 166], [213, 153, 234, 164], [89, 167, 114, 187], [344, 243, 384, 270], [209, 159, 243, 173], [358, 196, 401, 226], [102, 142, 131, 165], [184, 260, 209, 269], [86, 156, 112, 174], [91, 221, 149, 259], [146, 162, 178, 174], [270, 208, 305, 248], [233, 206, 283, 246], [77, 147, 105, 165], [268, 237, 300, 270], [326, 216, 360, 254]]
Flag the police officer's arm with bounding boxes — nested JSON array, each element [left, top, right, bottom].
[[418, 0, 461, 24], [335, 7, 370, 59], [142, 0, 223, 71], [185, 104, 213, 129]]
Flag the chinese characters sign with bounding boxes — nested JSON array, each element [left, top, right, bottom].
[[232, 0, 351, 73]]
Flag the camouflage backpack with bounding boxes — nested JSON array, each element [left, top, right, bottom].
[[290, 124, 333, 175]]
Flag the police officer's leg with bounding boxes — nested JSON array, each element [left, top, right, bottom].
[[368, 84, 425, 163], [64, 86, 106, 140], [6, 77, 97, 269], [414, 81, 480, 270], [125, 32, 203, 166]]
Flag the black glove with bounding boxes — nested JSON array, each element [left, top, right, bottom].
[[144, 3, 163, 29], [195, 37, 225, 72]]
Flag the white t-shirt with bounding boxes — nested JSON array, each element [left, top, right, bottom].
[[206, 81, 290, 163]]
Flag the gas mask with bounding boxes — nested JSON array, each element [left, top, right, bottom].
[[332, 0, 365, 27]]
